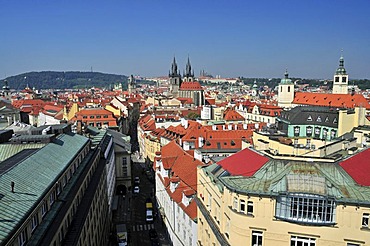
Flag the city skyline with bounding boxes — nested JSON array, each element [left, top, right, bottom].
[[1, 0, 370, 80]]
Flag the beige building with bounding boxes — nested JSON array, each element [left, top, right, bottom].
[[197, 144, 370, 246]]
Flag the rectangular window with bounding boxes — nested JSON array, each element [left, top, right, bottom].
[[50, 191, 55, 205], [342, 77, 347, 83], [31, 214, 39, 232], [335, 76, 340, 82], [56, 183, 61, 195], [290, 236, 316, 246], [233, 197, 238, 210], [18, 229, 28, 246], [362, 213, 369, 227], [251, 231, 263, 246], [294, 126, 300, 136], [347, 243, 360, 246], [103, 115, 109, 118], [247, 201, 254, 215], [89, 115, 94, 119], [240, 199, 245, 213], [306, 126, 313, 137], [41, 201, 48, 217]]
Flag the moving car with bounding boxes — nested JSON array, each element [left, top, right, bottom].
[[133, 186, 140, 194]]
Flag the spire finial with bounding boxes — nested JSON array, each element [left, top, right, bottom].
[[285, 68, 289, 78]]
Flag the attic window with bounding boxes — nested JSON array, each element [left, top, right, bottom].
[[333, 118, 337, 124], [316, 116, 322, 122], [206, 141, 211, 146], [325, 117, 329, 123], [307, 115, 312, 121], [231, 140, 235, 146]]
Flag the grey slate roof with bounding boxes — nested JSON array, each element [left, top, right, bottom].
[[0, 133, 89, 243], [278, 106, 339, 128]]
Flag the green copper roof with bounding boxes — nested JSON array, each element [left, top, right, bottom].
[[335, 55, 347, 75], [0, 133, 89, 244], [205, 158, 370, 206], [280, 70, 293, 84], [0, 143, 46, 162]]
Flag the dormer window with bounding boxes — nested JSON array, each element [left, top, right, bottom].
[[170, 181, 179, 193], [325, 117, 329, 123], [307, 115, 312, 121], [333, 118, 337, 124], [316, 116, 322, 122]]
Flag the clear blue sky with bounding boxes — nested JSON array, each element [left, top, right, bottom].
[[1, 0, 370, 79]]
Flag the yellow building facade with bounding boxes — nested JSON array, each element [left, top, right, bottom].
[[197, 147, 370, 246]]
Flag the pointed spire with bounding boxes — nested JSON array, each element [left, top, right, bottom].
[[185, 56, 192, 77], [171, 56, 179, 76], [335, 50, 347, 75]]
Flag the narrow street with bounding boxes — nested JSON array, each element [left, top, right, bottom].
[[113, 154, 172, 246]]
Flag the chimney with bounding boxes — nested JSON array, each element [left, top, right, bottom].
[[11, 181, 15, 193]]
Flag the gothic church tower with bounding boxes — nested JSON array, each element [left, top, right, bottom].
[[128, 74, 136, 94], [169, 57, 182, 97], [183, 57, 195, 82]]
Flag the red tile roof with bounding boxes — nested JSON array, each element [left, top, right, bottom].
[[138, 114, 156, 131], [12, 99, 45, 109], [293, 92, 370, 109], [339, 148, 370, 186], [180, 81, 203, 90], [218, 148, 269, 176], [223, 109, 245, 121], [158, 141, 206, 219]]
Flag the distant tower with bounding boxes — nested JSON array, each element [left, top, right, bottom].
[[128, 74, 136, 94], [169, 56, 182, 96], [278, 70, 294, 108], [332, 53, 349, 94], [2, 79, 11, 99], [251, 80, 259, 98], [183, 56, 195, 82]]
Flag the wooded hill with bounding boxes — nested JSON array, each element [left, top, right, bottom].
[[3, 71, 128, 90]]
